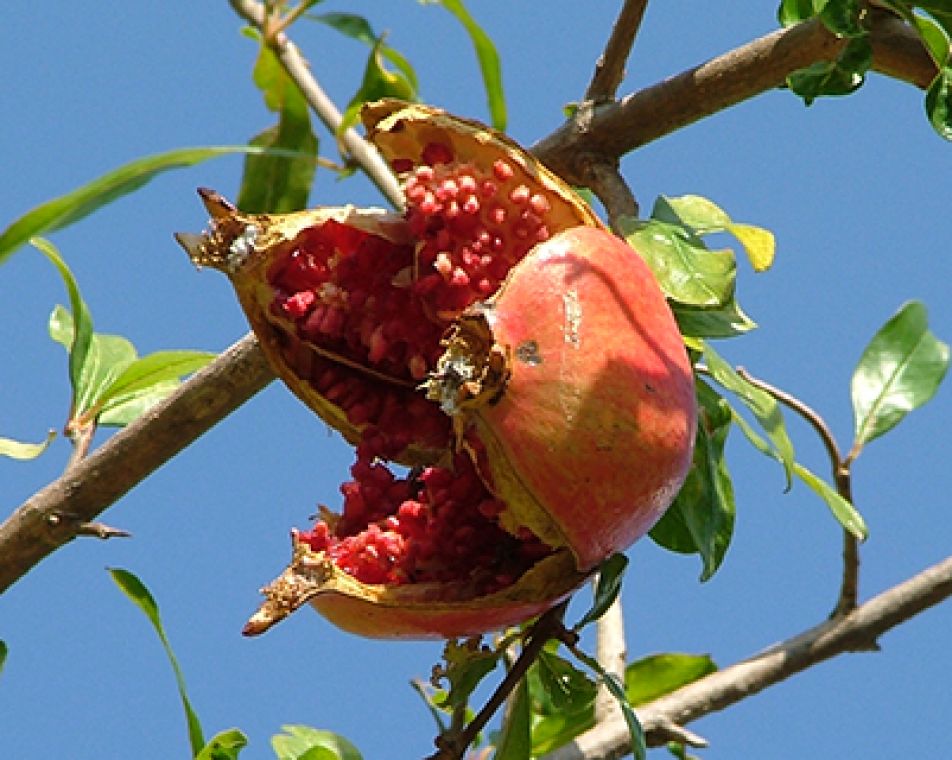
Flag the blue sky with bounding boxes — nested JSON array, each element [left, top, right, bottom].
[[2, 2, 950, 759]]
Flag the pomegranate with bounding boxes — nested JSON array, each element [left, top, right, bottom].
[[176, 101, 695, 639]]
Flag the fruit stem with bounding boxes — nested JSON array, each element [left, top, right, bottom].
[[427, 600, 572, 760]]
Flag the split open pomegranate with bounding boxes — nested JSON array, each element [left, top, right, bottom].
[[176, 101, 696, 639]]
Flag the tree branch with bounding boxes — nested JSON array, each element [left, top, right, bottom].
[[227, 0, 403, 210], [584, 0, 650, 103], [0, 334, 273, 593], [533, 14, 937, 186], [542, 553, 952, 759]]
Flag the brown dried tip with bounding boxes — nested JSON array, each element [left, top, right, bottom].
[[242, 536, 335, 636]]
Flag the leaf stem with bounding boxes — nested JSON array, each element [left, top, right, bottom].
[[736, 367, 859, 613]]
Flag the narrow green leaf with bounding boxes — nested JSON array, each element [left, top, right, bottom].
[[925, 66, 952, 141], [35, 240, 93, 401], [271, 725, 363, 760], [673, 299, 757, 340], [96, 351, 215, 410], [493, 674, 531, 760], [0, 640, 7, 675], [650, 379, 735, 580], [911, 13, 951, 67], [793, 463, 868, 539], [238, 44, 318, 213], [1, 146, 302, 262], [573, 553, 628, 630], [195, 729, 248, 760], [851, 301, 949, 448], [0, 430, 56, 460], [108, 568, 205, 755], [338, 37, 417, 136], [625, 653, 717, 706], [428, 0, 506, 130], [309, 12, 419, 92], [703, 342, 796, 488]]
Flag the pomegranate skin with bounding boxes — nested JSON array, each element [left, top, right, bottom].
[[178, 101, 696, 639], [243, 536, 585, 640], [434, 227, 697, 570]]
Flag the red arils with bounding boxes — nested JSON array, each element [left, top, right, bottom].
[[177, 101, 693, 640]]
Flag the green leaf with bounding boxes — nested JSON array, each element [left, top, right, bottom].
[[787, 35, 871, 104], [97, 380, 179, 427], [238, 44, 318, 213], [1, 146, 301, 262], [650, 379, 735, 580], [0, 430, 56, 460], [425, 0, 506, 130], [493, 674, 531, 760], [703, 342, 796, 488], [625, 653, 717, 706], [108, 568, 205, 755], [271, 725, 363, 760], [338, 36, 418, 136], [657, 194, 775, 273], [432, 638, 500, 713], [778, 0, 816, 26], [530, 709, 595, 756], [912, 13, 951, 66], [672, 299, 757, 340], [817, 0, 865, 37], [851, 301, 949, 448], [35, 242, 93, 401], [309, 12, 419, 93], [793, 463, 868, 539], [925, 66, 952, 141], [534, 651, 598, 712], [195, 729, 248, 760], [622, 219, 736, 307], [96, 351, 215, 411], [0, 640, 7, 675], [573, 553, 628, 630]]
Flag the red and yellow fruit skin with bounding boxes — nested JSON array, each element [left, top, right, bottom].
[[178, 100, 696, 639], [448, 227, 697, 571], [243, 536, 586, 640]]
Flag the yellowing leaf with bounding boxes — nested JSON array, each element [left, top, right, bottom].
[[727, 222, 775, 271]]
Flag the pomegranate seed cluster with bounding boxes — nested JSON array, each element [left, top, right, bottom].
[[403, 143, 552, 315], [263, 141, 561, 593], [298, 429, 548, 591]]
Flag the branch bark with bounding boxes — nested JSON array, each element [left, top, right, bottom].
[[532, 14, 937, 186], [542, 553, 952, 759], [0, 334, 273, 593]]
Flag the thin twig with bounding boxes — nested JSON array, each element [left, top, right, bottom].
[[227, 0, 403, 210], [533, 15, 936, 186], [429, 601, 570, 760], [593, 588, 627, 724], [542, 552, 952, 759], [736, 367, 860, 614], [584, 0, 650, 103]]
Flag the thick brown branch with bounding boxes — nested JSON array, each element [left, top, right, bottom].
[[542, 553, 952, 759], [0, 334, 273, 593], [533, 15, 937, 185], [584, 0, 650, 103]]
